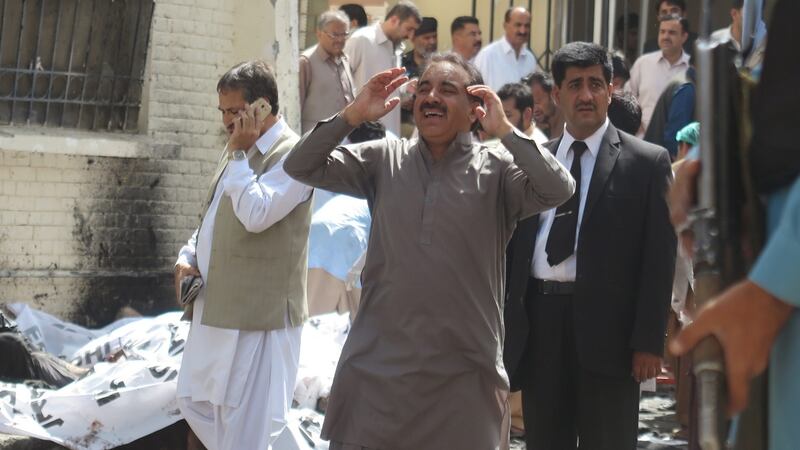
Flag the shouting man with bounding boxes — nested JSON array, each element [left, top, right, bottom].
[[285, 54, 574, 450]]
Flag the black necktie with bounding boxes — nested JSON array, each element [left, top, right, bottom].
[[546, 141, 588, 266]]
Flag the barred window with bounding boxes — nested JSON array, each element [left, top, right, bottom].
[[0, 0, 154, 131]]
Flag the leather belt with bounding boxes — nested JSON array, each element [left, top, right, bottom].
[[532, 278, 575, 295]]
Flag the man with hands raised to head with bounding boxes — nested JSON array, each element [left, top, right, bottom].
[[285, 53, 574, 450]]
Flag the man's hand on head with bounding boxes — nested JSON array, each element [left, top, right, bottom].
[[466, 85, 513, 139], [228, 103, 261, 152], [343, 67, 408, 127]]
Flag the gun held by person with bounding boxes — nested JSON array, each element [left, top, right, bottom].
[[689, 0, 750, 448]]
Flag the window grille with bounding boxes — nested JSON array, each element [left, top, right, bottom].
[[0, 0, 154, 131]]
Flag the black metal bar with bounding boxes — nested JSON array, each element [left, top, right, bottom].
[[91, 0, 117, 130], [490, 0, 495, 42], [76, 0, 98, 128], [27, 0, 45, 124], [0, 0, 7, 69], [122, 0, 146, 131], [61, 0, 81, 126], [105, 0, 131, 130], [1, 67, 141, 80], [44, 0, 64, 125], [528, 0, 533, 53], [471, 0, 476, 18], [623, 0, 630, 60], [0, 95, 141, 107], [545, 0, 552, 69], [585, 0, 592, 42], [10, 0, 29, 124]]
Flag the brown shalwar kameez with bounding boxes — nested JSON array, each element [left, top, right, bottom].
[[284, 115, 574, 450]]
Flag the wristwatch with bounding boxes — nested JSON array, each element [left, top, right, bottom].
[[230, 149, 247, 161]]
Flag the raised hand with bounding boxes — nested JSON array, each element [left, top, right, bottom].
[[466, 85, 513, 139], [343, 67, 408, 127], [228, 103, 261, 152]]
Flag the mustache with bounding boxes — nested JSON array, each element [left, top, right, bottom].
[[575, 102, 595, 110], [419, 102, 446, 113]]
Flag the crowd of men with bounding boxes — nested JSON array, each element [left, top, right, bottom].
[[172, 0, 797, 449]]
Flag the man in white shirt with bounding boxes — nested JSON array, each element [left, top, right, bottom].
[[498, 82, 548, 144], [173, 60, 313, 450], [627, 14, 690, 136], [344, 1, 421, 136], [504, 42, 675, 449], [450, 16, 482, 62], [710, 0, 766, 70], [474, 7, 539, 92]]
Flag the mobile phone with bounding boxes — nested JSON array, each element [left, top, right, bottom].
[[251, 98, 271, 124]]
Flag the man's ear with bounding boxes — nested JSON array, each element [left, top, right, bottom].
[[552, 85, 561, 107], [523, 107, 533, 126]]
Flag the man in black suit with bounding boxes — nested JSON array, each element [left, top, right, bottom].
[[504, 42, 676, 449]]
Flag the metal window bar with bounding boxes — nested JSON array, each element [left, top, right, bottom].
[[0, 0, 154, 131]]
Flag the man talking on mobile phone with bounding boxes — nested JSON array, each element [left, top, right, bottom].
[[173, 60, 313, 450]]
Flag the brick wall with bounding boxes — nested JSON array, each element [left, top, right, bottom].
[[0, 0, 241, 326]]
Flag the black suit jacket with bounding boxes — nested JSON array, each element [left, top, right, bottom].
[[503, 123, 677, 388]]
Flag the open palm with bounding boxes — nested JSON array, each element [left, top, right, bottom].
[[344, 67, 408, 126]]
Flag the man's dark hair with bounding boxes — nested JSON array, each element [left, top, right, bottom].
[[340, 4, 368, 28], [659, 13, 690, 34], [451, 16, 479, 35], [217, 60, 279, 115], [551, 42, 613, 87], [731, 0, 744, 9], [348, 121, 386, 143], [386, 1, 422, 24], [504, 6, 528, 23], [615, 12, 639, 35], [608, 91, 642, 135], [422, 52, 484, 87], [497, 83, 533, 113], [523, 71, 555, 93], [655, 0, 686, 14], [611, 54, 630, 81]]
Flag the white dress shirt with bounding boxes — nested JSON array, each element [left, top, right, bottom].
[[473, 37, 539, 92], [176, 118, 312, 274], [627, 50, 690, 135], [531, 119, 609, 281], [176, 118, 311, 407], [344, 22, 401, 136]]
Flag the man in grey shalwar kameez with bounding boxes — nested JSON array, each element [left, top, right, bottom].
[[285, 53, 574, 450]]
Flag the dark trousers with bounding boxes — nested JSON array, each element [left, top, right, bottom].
[[521, 284, 640, 450]]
